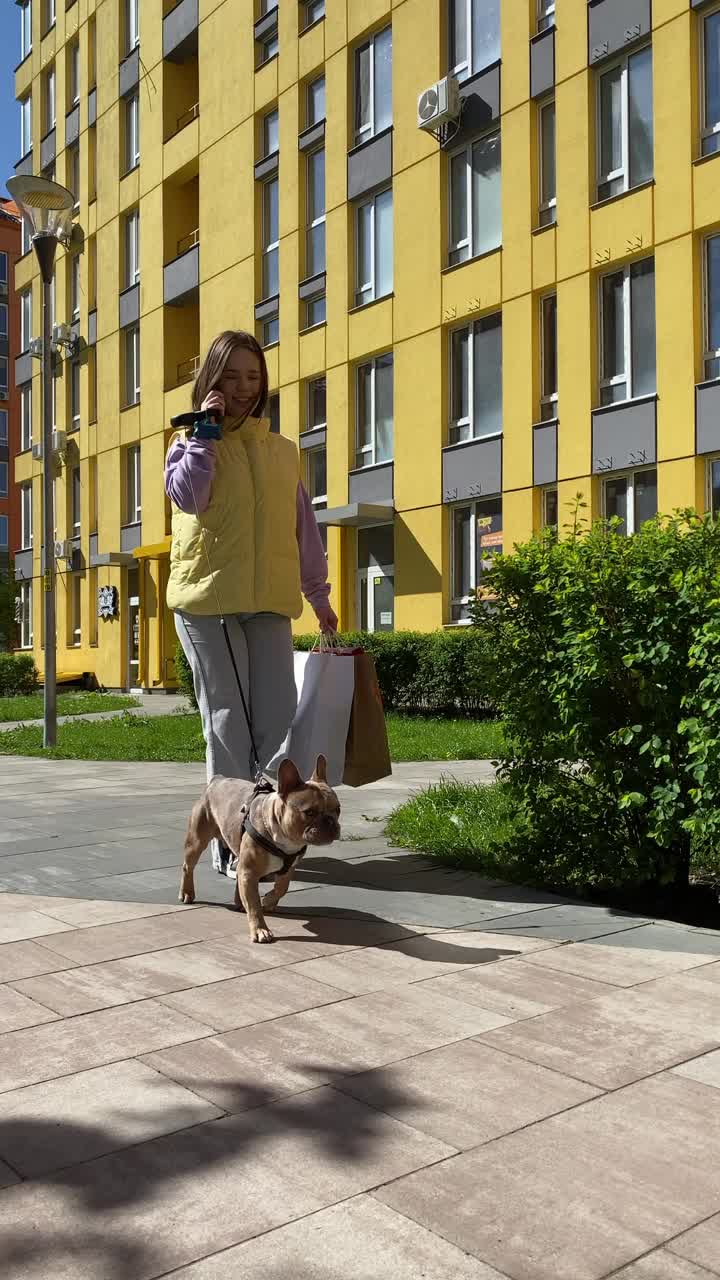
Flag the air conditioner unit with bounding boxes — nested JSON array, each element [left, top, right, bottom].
[[417, 75, 461, 132], [54, 539, 71, 561], [51, 429, 67, 454], [52, 323, 73, 346], [29, 337, 43, 359], [31, 442, 43, 461]]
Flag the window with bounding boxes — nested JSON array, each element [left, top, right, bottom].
[[451, 497, 502, 621], [44, 0, 55, 32], [354, 26, 392, 144], [21, 484, 33, 549], [257, 27, 278, 65], [704, 234, 720, 380], [540, 293, 558, 421], [262, 177, 279, 299], [71, 255, 80, 320], [0, 359, 8, 400], [0, 463, 7, 497], [0, 304, 7, 339], [0, 516, 7, 549], [542, 486, 558, 533], [597, 46, 653, 201], [20, 1, 32, 61], [20, 96, 32, 158], [538, 0, 555, 32], [71, 466, 81, 535], [89, 127, 97, 201], [126, 0, 139, 54], [306, 147, 326, 277], [22, 218, 31, 256], [21, 385, 32, 451], [69, 40, 80, 107], [449, 131, 501, 264], [709, 458, 720, 515], [356, 353, 393, 467], [449, 0, 501, 82], [68, 143, 80, 208], [125, 209, 140, 287], [0, 411, 6, 443], [305, 444, 327, 552], [302, 0, 325, 29], [0, 253, 6, 285], [307, 76, 326, 126], [19, 582, 32, 650], [305, 293, 326, 329], [44, 66, 56, 133], [600, 258, 656, 405], [125, 445, 141, 523], [355, 188, 393, 306], [268, 393, 280, 434], [89, 16, 97, 89], [89, 456, 98, 533], [450, 312, 502, 443], [260, 0, 278, 12], [262, 317, 279, 347], [306, 376, 326, 431], [703, 9, 720, 156], [603, 468, 657, 534], [88, 348, 97, 423], [263, 108, 279, 157], [69, 572, 82, 646], [539, 98, 556, 226], [20, 291, 32, 353], [124, 325, 140, 406], [125, 94, 140, 172], [70, 361, 81, 430]]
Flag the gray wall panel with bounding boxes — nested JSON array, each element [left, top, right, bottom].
[[65, 105, 80, 147], [588, 0, 651, 65], [530, 28, 555, 100], [533, 422, 558, 486], [696, 380, 720, 454], [119, 48, 140, 98], [119, 283, 140, 329], [442, 437, 502, 502], [120, 522, 142, 554], [163, 0, 198, 61], [591, 397, 657, 473], [349, 463, 394, 504], [348, 130, 393, 201], [163, 245, 199, 306]]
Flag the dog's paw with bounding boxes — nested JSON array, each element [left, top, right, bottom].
[[261, 893, 279, 911], [251, 926, 274, 944], [179, 890, 195, 905]]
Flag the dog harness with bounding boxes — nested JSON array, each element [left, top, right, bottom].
[[241, 781, 307, 880]]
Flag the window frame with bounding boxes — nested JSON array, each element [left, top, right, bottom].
[[70, 360, 81, 431], [0, 514, 7, 550], [0, 462, 7, 498], [126, 0, 139, 54], [125, 444, 141, 525], [307, 75, 326, 127], [450, 496, 503, 622], [257, 30, 279, 66], [19, 581, 33, 650], [354, 186, 393, 307], [448, 128, 502, 266], [596, 45, 653, 202], [538, 97, 556, 227], [45, 0, 55, 34], [0, 252, 6, 285], [69, 39, 81, 108], [263, 107, 279, 158], [124, 324, 140, 408], [540, 291, 558, 421], [45, 65, 56, 134], [20, 95, 32, 159], [70, 254, 81, 321], [69, 571, 82, 646], [21, 385, 32, 452], [302, 0, 325, 30], [542, 486, 559, 532], [601, 465, 658, 535], [125, 93, 140, 173], [0, 357, 8, 401], [707, 454, 720, 515], [449, 312, 503, 445], [537, 0, 555, 33], [701, 4, 720, 156], [20, 1, 32, 61], [703, 232, 720, 380], [0, 410, 7, 444], [355, 352, 394, 469], [21, 483, 33, 550], [0, 303, 7, 340], [125, 209, 140, 288], [306, 376, 327, 431], [353, 25, 392, 146], [306, 145, 326, 278], [71, 465, 81, 536], [449, 0, 501, 83], [598, 257, 656, 406], [262, 175, 279, 301]]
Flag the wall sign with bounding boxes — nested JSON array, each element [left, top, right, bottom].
[[98, 585, 119, 619]]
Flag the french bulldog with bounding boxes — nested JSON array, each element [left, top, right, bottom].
[[180, 755, 341, 943]]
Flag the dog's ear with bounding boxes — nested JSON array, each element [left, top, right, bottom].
[[311, 754, 327, 783], [278, 758, 304, 798]]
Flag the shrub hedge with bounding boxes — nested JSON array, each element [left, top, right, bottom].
[[0, 653, 39, 697]]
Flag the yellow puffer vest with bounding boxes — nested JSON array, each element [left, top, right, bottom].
[[166, 416, 302, 618]]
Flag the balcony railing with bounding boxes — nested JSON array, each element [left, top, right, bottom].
[[177, 227, 200, 256], [176, 355, 200, 385], [166, 101, 199, 142]]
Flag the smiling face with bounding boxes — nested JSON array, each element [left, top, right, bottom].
[[217, 345, 264, 420]]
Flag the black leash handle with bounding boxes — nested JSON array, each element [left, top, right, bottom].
[[219, 616, 263, 781]]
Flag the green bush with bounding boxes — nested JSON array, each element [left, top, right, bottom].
[[470, 505, 720, 893], [0, 653, 39, 697]]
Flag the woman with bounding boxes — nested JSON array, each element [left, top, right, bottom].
[[165, 330, 337, 875]]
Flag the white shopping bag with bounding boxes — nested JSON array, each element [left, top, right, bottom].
[[266, 650, 355, 785]]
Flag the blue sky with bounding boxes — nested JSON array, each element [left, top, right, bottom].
[[0, 6, 21, 200]]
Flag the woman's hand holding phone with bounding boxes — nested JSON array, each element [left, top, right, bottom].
[[202, 391, 225, 423]]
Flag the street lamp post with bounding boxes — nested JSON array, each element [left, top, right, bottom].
[[7, 176, 76, 749]]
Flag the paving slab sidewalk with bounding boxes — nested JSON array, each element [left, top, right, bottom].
[[0, 756, 719, 1279]]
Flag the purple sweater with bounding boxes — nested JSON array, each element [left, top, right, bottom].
[[165, 435, 331, 613]]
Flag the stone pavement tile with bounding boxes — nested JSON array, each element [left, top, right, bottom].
[[0, 984, 58, 1032], [0, 938, 75, 983], [0, 1088, 453, 1280], [200, 912, 423, 967], [288, 929, 548, 996], [143, 984, 513, 1112], [524, 933, 720, 989], [0, 828, 166, 858], [0, 1059, 222, 1177], [0, 892, 186, 927], [475, 977, 720, 1089], [33, 905, 243, 964], [0, 1000, 213, 1094], [158, 967, 348, 1031], [673, 1047, 720, 1091], [419, 954, 616, 1019], [375, 1072, 720, 1280], [162, 1195, 507, 1279], [670, 1214, 720, 1274], [275, 882, 552, 928], [458, 902, 650, 943], [0, 1156, 19, 1189], [611, 1251, 719, 1278], [0, 907, 75, 946], [336, 1039, 601, 1149]]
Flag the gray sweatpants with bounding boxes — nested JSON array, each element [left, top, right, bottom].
[[175, 611, 297, 871]]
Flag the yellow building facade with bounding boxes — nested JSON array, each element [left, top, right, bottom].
[[10, 0, 720, 688]]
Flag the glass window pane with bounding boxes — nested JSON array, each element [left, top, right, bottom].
[[472, 314, 502, 437], [471, 132, 501, 255], [357, 202, 372, 295], [308, 221, 325, 277], [628, 46, 653, 188], [355, 42, 371, 137], [264, 178, 278, 246], [602, 271, 625, 382], [453, 506, 472, 599], [450, 151, 468, 253], [263, 247, 278, 298], [449, 0, 468, 73], [451, 327, 470, 423], [308, 148, 325, 221], [307, 295, 326, 326], [357, 363, 372, 451], [634, 468, 657, 529], [308, 76, 325, 126], [600, 65, 622, 178], [542, 293, 557, 400], [472, 0, 501, 74], [0, 306, 6, 339], [711, 460, 720, 515], [374, 27, 392, 134], [705, 13, 720, 131], [264, 109, 278, 155], [541, 100, 556, 205], [707, 236, 720, 355], [309, 448, 327, 499], [544, 488, 559, 529], [476, 496, 503, 577], [605, 476, 628, 530], [375, 189, 393, 298], [309, 378, 326, 428], [374, 354, 394, 461], [630, 258, 656, 398]]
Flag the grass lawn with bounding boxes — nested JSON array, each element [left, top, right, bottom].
[[385, 779, 519, 874], [0, 710, 504, 764], [0, 691, 140, 723]]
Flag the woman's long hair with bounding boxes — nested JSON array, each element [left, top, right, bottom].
[[192, 330, 269, 418]]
